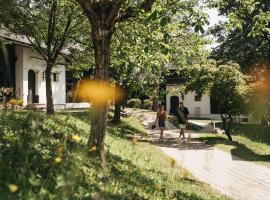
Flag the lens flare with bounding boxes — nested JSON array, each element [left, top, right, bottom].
[[74, 79, 124, 105]]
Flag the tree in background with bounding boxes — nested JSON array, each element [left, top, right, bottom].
[[180, 61, 249, 141], [210, 0, 270, 70], [1, 0, 86, 114], [209, 0, 270, 125], [75, 0, 207, 163]]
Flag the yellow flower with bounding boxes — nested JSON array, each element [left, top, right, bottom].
[[8, 184, 18, 193], [54, 157, 62, 163], [72, 134, 81, 142], [89, 146, 96, 152], [132, 136, 138, 145], [56, 147, 63, 156], [155, 184, 161, 190], [170, 158, 176, 168]]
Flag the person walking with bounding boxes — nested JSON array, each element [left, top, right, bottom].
[[154, 105, 167, 140], [176, 101, 189, 140]]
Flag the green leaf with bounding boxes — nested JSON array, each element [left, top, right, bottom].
[[146, 10, 158, 22], [160, 17, 170, 27], [144, 47, 149, 53]]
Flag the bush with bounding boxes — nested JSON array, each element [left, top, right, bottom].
[[7, 99, 24, 109], [143, 99, 153, 110], [127, 98, 141, 108]]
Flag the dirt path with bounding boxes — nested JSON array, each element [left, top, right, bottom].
[[127, 109, 270, 200]]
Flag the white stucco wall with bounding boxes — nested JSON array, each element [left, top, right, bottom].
[[15, 45, 66, 105], [166, 85, 211, 117]]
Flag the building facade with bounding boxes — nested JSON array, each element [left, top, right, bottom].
[[0, 28, 66, 106], [166, 84, 211, 118]]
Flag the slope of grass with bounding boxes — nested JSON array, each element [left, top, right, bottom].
[[0, 110, 230, 200], [198, 123, 270, 167]]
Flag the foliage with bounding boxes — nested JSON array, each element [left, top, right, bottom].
[[0, 87, 14, 97], [143, 99, 153, 110], [75, 0, 210, 162], [248, 69, 270, 124], [127, 98, 142, 108], [210, 0, 270, 70], [179, 61, 249, 140], [0, 111, 230, 200]]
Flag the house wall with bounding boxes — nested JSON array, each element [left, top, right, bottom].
[[15, 46, 66, 105], [15, 46, 23, 99], [166, 85, 211, 118]]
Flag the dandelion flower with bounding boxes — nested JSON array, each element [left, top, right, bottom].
[[8, 184, 18, 193], [72, 134, 81, 142], [170, 158, 176, 168], [56, 147, 63, 156], [89, 146, 96, 152], [155, 184, 161, 190], [132, 136, 138, 145], [54, 157, 62, 163]]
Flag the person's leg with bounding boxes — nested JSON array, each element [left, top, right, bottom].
[[179, 124, 183, 138], [160, 128, 164, 139], [182, 128, 186, 139]]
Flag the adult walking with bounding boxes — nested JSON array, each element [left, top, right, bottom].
[[176, 101, 189, 140], [154, 105, 167, 140]]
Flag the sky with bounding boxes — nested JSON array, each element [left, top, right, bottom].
[[205, 8, 226, 49]]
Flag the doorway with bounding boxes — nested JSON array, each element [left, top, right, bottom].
[[170, 96, 179, 115], [28, 70, 38, 103]]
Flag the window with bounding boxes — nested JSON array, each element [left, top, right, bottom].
[[53, 73, 59, 82], [194, 94, 201, 102]]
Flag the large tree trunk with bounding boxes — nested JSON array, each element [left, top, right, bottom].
[[45, 65, 54, 115], [113, 100, 121, 124], [220, 114, 233, 141], [88, 23, 113, 164]]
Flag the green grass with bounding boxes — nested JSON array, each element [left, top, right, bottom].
[[0, 110, 230, 200], [198, 123, 270, 167]]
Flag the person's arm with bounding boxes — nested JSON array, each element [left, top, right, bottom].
[[186, 108, 189, 123]]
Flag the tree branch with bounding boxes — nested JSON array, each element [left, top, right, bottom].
[[117, 0, 156, 22]]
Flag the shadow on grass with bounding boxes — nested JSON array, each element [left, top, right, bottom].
[[215, 122, 270, 145], [197, 136, 270, 163], [87, 150, 207, 200]]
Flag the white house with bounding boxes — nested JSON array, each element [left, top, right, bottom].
[[0, 28, 66, 107], [166, 84, 212, 118], [16, 46, 66, 106]]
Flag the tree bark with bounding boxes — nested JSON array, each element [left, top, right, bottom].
[[87, 23, 113, 165], [113, 100, 121, 124], [45, 65, 54, 115], [220, 114, 233, 141]]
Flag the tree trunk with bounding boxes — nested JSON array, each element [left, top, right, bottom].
[[152, 96, 159, 111], [45, 65, 54, 115], [220, 114, 233, 141], [113, 100, 121, 124], [88, 24, 113, 165]]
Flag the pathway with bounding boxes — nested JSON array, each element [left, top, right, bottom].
[[127, 109, 270, 200]]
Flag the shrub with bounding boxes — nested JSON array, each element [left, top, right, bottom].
[[127, 98, 141, 108], [7, 99, 24, 109], [143, 99, 153, 110]]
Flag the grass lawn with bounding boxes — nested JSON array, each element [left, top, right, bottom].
[[198, 123, 270, 167], [0, 110, 230, 200]]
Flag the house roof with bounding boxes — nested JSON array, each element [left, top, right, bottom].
[[0, 27, 31, 47], [0, 27, 70, 55]]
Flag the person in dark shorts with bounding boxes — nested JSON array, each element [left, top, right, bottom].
[[154, 105, 167, 140], [176, 101, 189, 140]]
